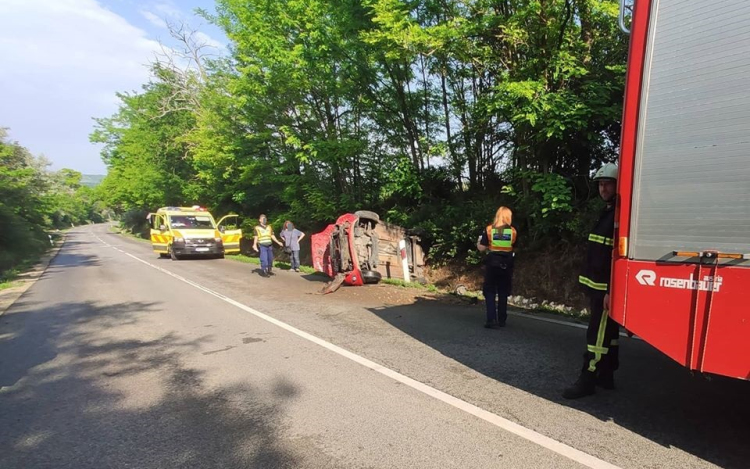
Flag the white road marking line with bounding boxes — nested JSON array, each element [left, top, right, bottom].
[[91, 231, 621, 469]]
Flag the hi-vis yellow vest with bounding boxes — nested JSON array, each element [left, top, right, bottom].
[[486, 225, 515, 252], [255, 225, 273, 245]]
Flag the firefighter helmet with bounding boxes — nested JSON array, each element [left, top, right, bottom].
[[593, 163, 618, 181]]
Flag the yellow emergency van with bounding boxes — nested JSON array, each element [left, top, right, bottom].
[[146, 206, 242, 260]]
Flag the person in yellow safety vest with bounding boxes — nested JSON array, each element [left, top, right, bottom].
[[563, 162, 620, 399], [252, 214, 283, 277], [476, 206, 517, 329]]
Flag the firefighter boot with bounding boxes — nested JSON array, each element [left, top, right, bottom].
[[596, 369, 615, 390], [562, 370, 596, 399], [596, 347, 618, 389]]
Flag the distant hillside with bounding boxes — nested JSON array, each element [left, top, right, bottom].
[[81, 174, 105, 187]]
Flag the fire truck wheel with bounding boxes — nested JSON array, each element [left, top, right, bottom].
[[354, 210, 380, 224], [362, 269, 382, 284]]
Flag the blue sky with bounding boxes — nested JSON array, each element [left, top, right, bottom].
[[0, 0, 229, 175]]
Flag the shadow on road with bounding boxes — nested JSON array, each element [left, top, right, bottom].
[[367, 296, 750, 469], [0, 299, 305, 468], [299, 273, 329, 284], [44, 238, 102, 271]]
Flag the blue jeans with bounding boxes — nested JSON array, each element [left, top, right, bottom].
[[259, 244, 274, 271], [291, 250, 300, 269]]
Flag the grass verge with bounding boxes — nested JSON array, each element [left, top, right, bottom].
[[0, 233, 64, 290], [1, 266, 23, 290], [0, 280, 22, 291], [381, 278, 440, 293]]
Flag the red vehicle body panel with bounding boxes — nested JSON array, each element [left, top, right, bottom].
[[611, 0, 750, 380], [311, 224, 335, 277], [310, 213, 363, 287]]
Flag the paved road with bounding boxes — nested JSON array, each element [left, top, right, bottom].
[[0, 225, 747, 468]]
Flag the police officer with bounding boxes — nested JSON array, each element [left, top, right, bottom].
[[563, 163, 620, 399], [477, 206, 517, 329]]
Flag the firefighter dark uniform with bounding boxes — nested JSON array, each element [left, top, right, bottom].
[[479, 225, 516, 328], [563, 163, 620, 399]]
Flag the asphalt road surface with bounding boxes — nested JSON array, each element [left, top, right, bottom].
[[1, 225, 748, 468]]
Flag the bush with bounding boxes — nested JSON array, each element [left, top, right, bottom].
[[0, 203, 48, 275], [119, 209, 150, 238]]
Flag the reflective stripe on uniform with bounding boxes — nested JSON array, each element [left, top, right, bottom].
[[588, 307, 611, 372], [588, 233, 614, 246], [578, 275, 608, 291], [587, 345, 609, 354], [486, 225, 514, 252]]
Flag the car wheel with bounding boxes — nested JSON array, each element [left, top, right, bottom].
[[362, 269, 382, 284], [354, 210, 380, 224]]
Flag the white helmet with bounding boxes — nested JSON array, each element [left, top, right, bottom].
[[593, 162, 618, 181]]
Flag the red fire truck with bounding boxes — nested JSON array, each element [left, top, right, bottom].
[[611, 0, 750, 380]]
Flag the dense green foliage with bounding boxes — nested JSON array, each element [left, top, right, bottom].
[[0, 129, 108, 276], [93, 0, 627, 269]]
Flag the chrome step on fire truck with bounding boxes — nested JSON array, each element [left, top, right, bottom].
[[611, 0, 750, 379]]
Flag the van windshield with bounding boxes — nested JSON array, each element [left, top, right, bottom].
[[169, 215, 214, 229]]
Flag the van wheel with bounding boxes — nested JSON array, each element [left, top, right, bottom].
[[170, 248, 180, 261], [159, 253, 169, 259]]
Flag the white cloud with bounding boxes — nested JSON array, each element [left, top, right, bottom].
[[152, 1, 183, 20], [140, 9, 167, 29], [195, 31, 226, 52], [0, 0, 165, 173]]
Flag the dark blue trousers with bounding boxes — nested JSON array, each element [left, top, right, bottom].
[[259, 244, 274, 271]]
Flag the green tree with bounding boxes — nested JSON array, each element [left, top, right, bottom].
[[0, 130, 107, 275]]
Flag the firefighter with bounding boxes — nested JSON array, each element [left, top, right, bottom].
[[252, 214, 283, 277], [477, 206, 517, 329], [563, 162, 620, 399]]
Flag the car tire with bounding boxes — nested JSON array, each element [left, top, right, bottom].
[[362, 269, 382, 284], [354, 210, 380, 224]]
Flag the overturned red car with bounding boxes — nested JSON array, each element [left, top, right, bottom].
[[311, 211, 425, 293]]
